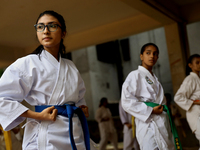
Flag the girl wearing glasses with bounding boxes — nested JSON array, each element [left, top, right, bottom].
[[0, 10, 90, 150]]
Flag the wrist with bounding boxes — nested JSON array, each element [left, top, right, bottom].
[[21, 110, 41, 120], [35, 112, 42, 120], [193, 100, 200, 105], [151, 108, 155, 114], [194, 100, 200, 103]]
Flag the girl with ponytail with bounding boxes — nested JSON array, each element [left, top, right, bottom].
[[175, 54, 200, 148]]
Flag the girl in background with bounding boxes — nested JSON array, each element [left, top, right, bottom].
[[121, 43, 175, 150], [174, 54, 200, 149], [95, 97, 118, 150], [0, 10, 90, 150]]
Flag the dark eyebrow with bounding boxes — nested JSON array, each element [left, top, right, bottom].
[[145, 49, 158, 53], [48, 21, 58, 24], [37, 21, 58, 24]]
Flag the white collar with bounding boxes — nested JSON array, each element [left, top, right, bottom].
[[190, 72, 200, 78], [138, 65, 158, 81], [41, 50, 60, 68]]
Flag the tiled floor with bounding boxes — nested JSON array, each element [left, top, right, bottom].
[[106, 142, 123, 150], [95, 142, 123, 150], [96, 142, 199, 150], [183, 147, 199, 150]]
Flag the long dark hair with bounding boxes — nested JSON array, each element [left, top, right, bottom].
[[186, 54, 200, 76], [140, 43, 159, 54], [31, 10, 67, 58]]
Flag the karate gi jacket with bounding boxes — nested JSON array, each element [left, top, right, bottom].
[[0, 50, 87, 150], [119, 100, 137, 150], [119, 100, 132, 133], [174, 72, 200, 132], [121, 66, 175, 150]]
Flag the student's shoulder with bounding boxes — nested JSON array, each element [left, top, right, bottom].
[[62, 58, 74, 65], [12, 54, 38, 66], [123, 70, 141, 84], [8, 54, 39, 73], [176, 74, 198, 92], [62, 58, 78, 69], [95, 107, 102, 113], [183, 74, 196, 83], [126, 69, 141, 79]]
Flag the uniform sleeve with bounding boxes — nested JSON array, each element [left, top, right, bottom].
[[119, 100, 129, 124], [121, 73, 153, 122], [162, 96, 167, 105], [174, 77, 194, 111], [0, 64, 31, 131], [95, 108, 102, 123], [75, 72, 86, 107]]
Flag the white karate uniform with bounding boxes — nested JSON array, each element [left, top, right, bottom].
[[0, 50, 87, 150], [119, 101, 139, 150], [95, 106, 118, 150], [174, 72, 200, 145], [121, 66, 175, 150]]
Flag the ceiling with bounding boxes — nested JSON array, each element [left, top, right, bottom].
[[0, 0, 200, 54]]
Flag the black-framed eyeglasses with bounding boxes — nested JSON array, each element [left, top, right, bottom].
[[34, 23, 61, 32]]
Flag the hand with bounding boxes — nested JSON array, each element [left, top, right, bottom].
[[152, 105, 163, 114], [125, 123, 132, 129], [193, 100, 200, 105], [39, 106, 58, 121], [79, 105, 89, 118], [20, 106, 58, 121], [12, 127, 20, 134]]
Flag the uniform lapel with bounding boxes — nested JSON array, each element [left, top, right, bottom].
[[138, 66, 164, 104], [48, 55, 65, 105], [139, 66, 157, 93]]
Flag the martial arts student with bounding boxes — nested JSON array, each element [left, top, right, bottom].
[[119, 100, 140, 150], [95, 97, 118, 150], [174, 54, 200, 148], [121, 43, 176, 150], [0, 10, 92, 150]]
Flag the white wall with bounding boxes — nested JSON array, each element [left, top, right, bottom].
[[72, 46, 120, 119], [86, 46, 120, 112], [187, 21, 200, 55]]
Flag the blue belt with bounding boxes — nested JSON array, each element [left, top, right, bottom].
[[35, 103, 90, 150]]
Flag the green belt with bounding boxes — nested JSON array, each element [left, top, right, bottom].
[[144, 102, 182, 150]]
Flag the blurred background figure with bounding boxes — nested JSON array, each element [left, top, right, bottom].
[[95, 97, 118, 150], [0, 129, 5, 150], [11, 125, 22, 142], [119, 100, 140, 150], [174, 54, 200, 149]]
